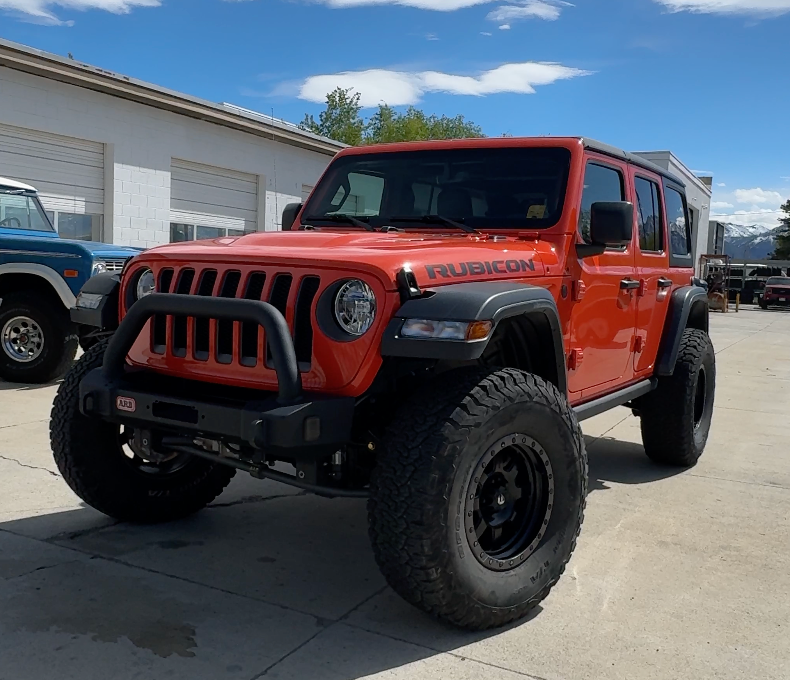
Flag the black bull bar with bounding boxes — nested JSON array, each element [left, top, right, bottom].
[[78, 294, 354, 452]]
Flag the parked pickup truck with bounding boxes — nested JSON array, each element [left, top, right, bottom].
[[0, 177, 139, 383], [52, 137, 714, 630]]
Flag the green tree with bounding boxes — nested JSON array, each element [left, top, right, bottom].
[[300, 88, 485, 145], [772, 200, 790, 260], [299, 88, 365, 146]]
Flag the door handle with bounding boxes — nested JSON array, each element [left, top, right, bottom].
[[620, 279, 640, 291], [657, 278, 673, 289]]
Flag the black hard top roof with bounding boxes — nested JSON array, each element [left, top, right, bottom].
[[581, 138, 686, 188]]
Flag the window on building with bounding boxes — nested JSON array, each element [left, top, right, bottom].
[[665, 187, 691, 256], [301, 184, 314, 202], [40, 209, 102, 240], [634, 177, 663, 252], [170, 223, 247, 243], [578, 163, 625, 244]]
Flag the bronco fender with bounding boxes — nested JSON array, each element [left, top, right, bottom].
[[656, 285, 709, 376], [380, 281, 567, 394], [70, 272, 121, 330], [0, 263, 76, 308]]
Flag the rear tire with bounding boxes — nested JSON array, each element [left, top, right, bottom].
[[368, 367, 587, 630], [50, 340, 235, 522], [759, 298, 768, 310], [0, 292, 77, 383], [639, 329, 715, 467]]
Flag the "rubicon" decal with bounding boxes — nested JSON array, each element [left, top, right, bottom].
[[426, 259, 536, 279]]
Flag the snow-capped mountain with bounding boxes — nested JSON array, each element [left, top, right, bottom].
[[722, 223, 781, 259]]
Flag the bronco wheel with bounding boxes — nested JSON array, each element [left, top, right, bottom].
[[639, 328, 715, 467], [368, 367, 587, 630], [0, 292, 77, 383], [50, 340, 235, 522]]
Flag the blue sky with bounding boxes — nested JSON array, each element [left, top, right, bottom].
[[1, 0, 789, 228]]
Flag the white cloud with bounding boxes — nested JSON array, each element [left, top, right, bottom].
[[0, 0, 159, 24], [298, 62, 591, 107], [498, 21, 511, 27], [481, 30, 493, 34], [734, 188, 783, 205], [654, 0, 790, 16], [717, 182, 726, 187], [316, 0, 493, 9], [487, 0, 568, 24], [710, 208, 783, 230], [711, 201, 734, 209]]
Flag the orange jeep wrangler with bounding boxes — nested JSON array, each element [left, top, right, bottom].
[[53, 137, 714, 630]]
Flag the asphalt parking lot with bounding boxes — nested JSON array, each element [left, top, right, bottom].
[[1, 307, 788, 680]]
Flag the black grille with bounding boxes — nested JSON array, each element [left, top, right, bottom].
[[240, 272, 267, 366], [152, 269, 174, 353], [172, 269, 195, 357], [216, 271, 242, 364], [147, 267, 319, 372], [294, 276, 320, 369], [194, 270, 218, 361]]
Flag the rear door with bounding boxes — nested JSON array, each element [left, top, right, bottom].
[[632, 170, 673, 374], [567, 155, 637, 396]]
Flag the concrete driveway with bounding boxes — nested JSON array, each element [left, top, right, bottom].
[[1, 308, 788, 680]]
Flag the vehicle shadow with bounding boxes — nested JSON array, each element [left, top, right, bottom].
[[1, 434, 688, 678], [585, 436, 686, 493]]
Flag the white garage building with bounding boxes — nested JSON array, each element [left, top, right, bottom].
[[0, 38, 342, 248]]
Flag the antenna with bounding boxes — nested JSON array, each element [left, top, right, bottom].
[[272, 107, 279, 231]]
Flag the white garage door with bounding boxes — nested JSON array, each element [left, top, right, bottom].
[[170, 159, 258, 241], [0, 122, 104, 241]]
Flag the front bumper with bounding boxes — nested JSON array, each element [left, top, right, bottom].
[[762, 296, 790, 306], [78, 293, 354, 452]]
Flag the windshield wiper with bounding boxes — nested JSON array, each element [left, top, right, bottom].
[[304, 214, 376, 232], [389, 214, 479, 234]]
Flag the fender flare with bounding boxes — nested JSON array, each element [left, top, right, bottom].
[[380, 281, 567, 394], [0, 262, 75, 308], [656, 285, 709, 376]]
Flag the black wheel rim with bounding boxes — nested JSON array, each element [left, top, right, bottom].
[[693, 367, 707, 429], [464, 434, 554, 572]]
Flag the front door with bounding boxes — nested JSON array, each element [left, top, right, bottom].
[[567, 156, 637, 397]]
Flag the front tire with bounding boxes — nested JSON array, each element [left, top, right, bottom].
[[50, 341, 235, 522], [0, 292, 77, 383], [639, 328, 715, 467], [368, 368, 587, 630]]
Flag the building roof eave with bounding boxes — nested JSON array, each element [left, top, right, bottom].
[[0, 38, 345, 157]]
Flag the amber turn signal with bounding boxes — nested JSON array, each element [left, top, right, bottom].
[[466, 320, 493, 341]]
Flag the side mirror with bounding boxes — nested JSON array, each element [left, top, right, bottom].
[[578, 201, 633, 257], [282, 203, 303, 231]]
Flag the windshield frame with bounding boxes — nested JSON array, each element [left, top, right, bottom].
[[0, 189, 56, 233], [302, 146, 572, 232]]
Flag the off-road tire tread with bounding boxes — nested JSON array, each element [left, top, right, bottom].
[[640, 328, 714, 467], [51, 340, 235, 522], [368, 367, 587, 630], [0, 292, 77, 383]]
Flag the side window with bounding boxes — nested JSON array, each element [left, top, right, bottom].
[[578, 162, 624, 244], [634, 177, 664, 252], [665, 187, 691, 256]]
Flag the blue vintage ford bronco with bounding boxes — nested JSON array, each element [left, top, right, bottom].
[[0, 177, 139, 383]]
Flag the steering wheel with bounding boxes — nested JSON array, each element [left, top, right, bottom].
[[0, 217, 22, 228]]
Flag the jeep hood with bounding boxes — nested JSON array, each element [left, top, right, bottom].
[[139, 230, 558, 289]]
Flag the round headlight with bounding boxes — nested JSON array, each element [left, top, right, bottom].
[[91, 260, 108, 277], [135, 269, 156, 300], [334, 280, 376, 336]]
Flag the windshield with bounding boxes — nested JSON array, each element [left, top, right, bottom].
[[766, 277, 790, 286], [0, 190, 55, 233], [304, 147, 571, 230]]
